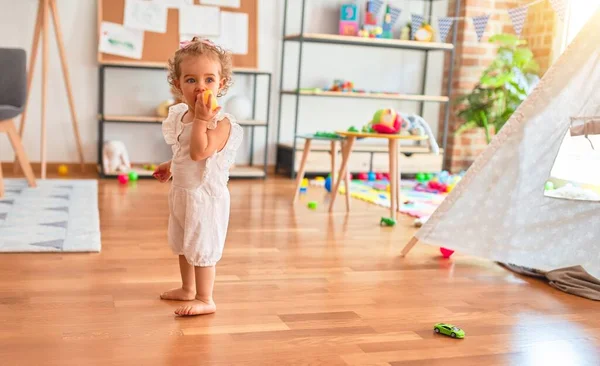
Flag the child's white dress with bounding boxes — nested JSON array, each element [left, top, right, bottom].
[[162, 103, 243, 266]]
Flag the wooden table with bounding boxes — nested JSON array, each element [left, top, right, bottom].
[[292, 133, 346, 205], [328, 131, 429, 218]]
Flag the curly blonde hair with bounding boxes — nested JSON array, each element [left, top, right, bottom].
[[167, 37, 233, 99]]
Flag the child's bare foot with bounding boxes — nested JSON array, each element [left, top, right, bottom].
[[160, 287, 196, 301], [174, 297, 216, 316]]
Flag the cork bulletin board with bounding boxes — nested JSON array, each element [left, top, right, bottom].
[[97, 0, 258, 69]]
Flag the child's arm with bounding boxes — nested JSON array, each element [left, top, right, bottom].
[[189, 118, 231, 161]]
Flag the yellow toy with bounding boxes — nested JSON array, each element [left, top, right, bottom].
[[414, 23, 435, 42], [58, 164, 68, 175], [202, 90, 219, 111]]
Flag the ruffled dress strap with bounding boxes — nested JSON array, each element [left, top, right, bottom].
[[162, 103, 189, 146]]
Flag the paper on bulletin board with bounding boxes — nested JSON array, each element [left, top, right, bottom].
[[200, 0, 240, 8], [179, 5, 221, 36], [208, 11, 248, 54], [124, 0, 168, 33], [156, 0, 193, 9], [99, 21, 144, 59]]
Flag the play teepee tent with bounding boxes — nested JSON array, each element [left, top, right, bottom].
[[401, 9, 600, 299]]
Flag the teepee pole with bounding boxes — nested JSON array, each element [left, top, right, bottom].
[[400, 236, 419, 257]]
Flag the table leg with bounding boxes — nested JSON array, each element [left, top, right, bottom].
[[396, 144, 401, 211], [330, 140, 336, 183], [329, 136, 355, 212], [292, 138, 311, 205], [388, 139, 398, 218]]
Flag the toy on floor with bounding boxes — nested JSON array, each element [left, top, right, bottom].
[[308, 201, 317, 210], [58, 164, 68, 176], [380, 217, 396, 226], [300, 178, 309, 193], [440, 247, 454, 258], [128, 171, 139, 182], [325, 175, 332, 192], [118, 173, 129, 184], [433, 323, 465, 339]]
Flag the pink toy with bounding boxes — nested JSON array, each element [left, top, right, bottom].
[[440, 247, 454, 258], [357, 172, 369, 180], [118, 174, 129, 184], [376, 172, 384, 180]]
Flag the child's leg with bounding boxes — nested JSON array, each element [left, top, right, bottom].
[[174, 265, 216, 316], [160, 255, 196, 301]]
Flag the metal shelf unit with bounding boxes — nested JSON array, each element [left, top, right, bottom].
[[275, 0, 462, 178], [97, 62, 272, 179]]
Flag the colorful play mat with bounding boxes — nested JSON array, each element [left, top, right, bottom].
[[310, 178, 449, 219]]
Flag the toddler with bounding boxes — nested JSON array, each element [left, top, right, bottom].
[[153, 37, 243, 316]]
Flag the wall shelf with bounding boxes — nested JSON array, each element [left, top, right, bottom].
[[284, 33, 454, 51], [97, 63, 272, 179], [281, 90, 449, 103], [275, 0, 462, 177]]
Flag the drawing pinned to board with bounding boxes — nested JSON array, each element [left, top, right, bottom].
[[99, 21, 144, 60], [201, 0, 241, 8], [124, 0, 168, 33], [159, 0, 193, 9], [179, 5, 221, 36], [208, 11, 248, 55]]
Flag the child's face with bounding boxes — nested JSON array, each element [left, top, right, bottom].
[[176, 55, 224, 110]]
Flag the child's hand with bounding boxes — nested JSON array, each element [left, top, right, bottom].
[[194, 90, 221, 122], [153, 161, 172, 183]]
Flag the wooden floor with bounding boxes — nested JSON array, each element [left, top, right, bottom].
[[1, 171, 599, 365]]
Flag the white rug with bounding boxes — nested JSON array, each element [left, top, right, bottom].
[[0, 179, 101, 252]]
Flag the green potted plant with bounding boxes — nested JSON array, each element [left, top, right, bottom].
[[454, 34, 540, 143]]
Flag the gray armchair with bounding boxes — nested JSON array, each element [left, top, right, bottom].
[[0, 47, 36, 197]]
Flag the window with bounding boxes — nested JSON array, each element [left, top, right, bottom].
[[544, 117, 600, 202]]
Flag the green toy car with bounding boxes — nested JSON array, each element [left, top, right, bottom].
[[433, 323, 465, 339]]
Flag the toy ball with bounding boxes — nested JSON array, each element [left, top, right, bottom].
[[57, 164, 68, 176], [438, 170, 450, 184], [368, 172, 376, 181], [544, 181, 555, 190], [128, 171, 139, 181], [357, 172, 368, 180], [308, 201, 317, 210], [376, 172, 384, 180], [440, 247, 454, 258], [117, 174, 129, 184], [415, 172, 427, 183]]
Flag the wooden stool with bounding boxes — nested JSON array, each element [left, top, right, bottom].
[[292, 134, 347, 206]]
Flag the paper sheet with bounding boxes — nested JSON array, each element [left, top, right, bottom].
[[157, 0, 193, 9], [209, 11, 248, 55], [99, 21, 144, 59], [124, 0, 168, 33], [179, 5, 221, 36], [200, 0, 241, 8]]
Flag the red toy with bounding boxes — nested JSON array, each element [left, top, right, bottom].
[[440, 247, 454, 258], [370, 108, 403, 134]]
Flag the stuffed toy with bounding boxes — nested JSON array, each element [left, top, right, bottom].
[[103, 140, 131, 174], [369, 108, 403, 134]]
